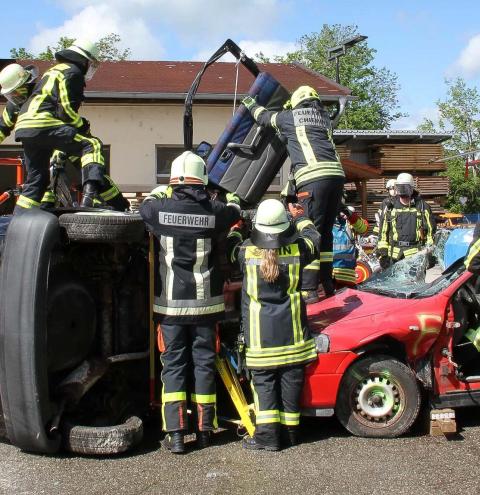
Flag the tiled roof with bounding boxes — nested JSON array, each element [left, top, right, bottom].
[[22, 60, 351, 100]]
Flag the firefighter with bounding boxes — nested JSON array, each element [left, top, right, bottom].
[[227, 199, 320, 451], [373, 179, 396, 235], [377, 172, 435, 269], [13, 39, 111, 213], [242, 85, 344, 304], [139, 151, 241, 454], [465, 223, 480, 273], [332, 205, 368, 288]]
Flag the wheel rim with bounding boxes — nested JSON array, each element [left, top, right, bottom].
[[352, 373, 404, 427]]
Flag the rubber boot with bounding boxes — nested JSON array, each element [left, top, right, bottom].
[[280, 427, 299, 447], [196, 431, 212, 449], [80, 180, 100, 208], [162, 432, 185, 454], [322, 278, 336, 297], [242, 435, 280, 452]]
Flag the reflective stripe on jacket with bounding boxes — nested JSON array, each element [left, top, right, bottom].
[[15, 63, 84, 138], [228, 218, 320, 369], [0, 102, 19, 143], [247, 99, 344, 187], [466, 223, 480, 273]]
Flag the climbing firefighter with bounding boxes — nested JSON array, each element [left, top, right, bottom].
[[227, 199, 320, 451], [12, 39, 114, 213], [465, 222, 480, 273], [377, 172, 435, 269], [242, 85, 344, 303], [373, 178, 396, 235], [139, 151, 241, 454], [332, 205, 368, 288]]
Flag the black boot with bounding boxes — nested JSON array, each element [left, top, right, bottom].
[[301, 290, 319, 304], [322, 278, 336, 297], [242, 435, 280, 452], [80, 180, 99, 208], [280, 427, 299, 447], [196, 431, 212, 449], [162, 432, 185, 454]]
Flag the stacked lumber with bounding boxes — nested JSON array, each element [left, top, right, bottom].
[[336, 145, 350, 161], [370, 144, 446, 172]]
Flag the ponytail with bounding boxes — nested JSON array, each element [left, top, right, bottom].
[[259, 248, 280, 283]]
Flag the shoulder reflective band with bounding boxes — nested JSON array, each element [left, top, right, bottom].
[[159, 212, 215, 228]]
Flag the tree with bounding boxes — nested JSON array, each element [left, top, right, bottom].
[[418, 78, 480, 213], [264, 24, 405, 130], [10, 33, 130, 61]]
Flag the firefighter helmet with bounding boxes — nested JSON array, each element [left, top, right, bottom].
[[396, 173, 415, 196], [290, 85, 320, 109], [68, 39, 100, 62], [251, 199, 298, 249], [385, 179, 396, 190], [169, 151, 208, 186], [0, 63, 37, 105]]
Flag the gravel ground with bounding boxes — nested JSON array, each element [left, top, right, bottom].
[[1, 410, 480, 495]]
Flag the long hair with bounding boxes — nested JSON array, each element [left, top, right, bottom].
[[258, 248, 280, 283]]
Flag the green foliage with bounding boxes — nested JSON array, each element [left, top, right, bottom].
[[418, 78, 480, 213], [10, 33, 130, 61], [271, 24, 405, 130]]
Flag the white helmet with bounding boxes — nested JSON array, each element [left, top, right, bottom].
[[251, 199, 297, 249], [385, 179, 396, 190], [169, 151, 208, 186], [0, 64, 30, 95], [69, 39, 100, 63], [396, 173, 414, 187]]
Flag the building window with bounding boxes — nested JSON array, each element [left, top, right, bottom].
[[156, 145, 184, 183]]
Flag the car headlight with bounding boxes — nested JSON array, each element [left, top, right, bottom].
[[314, 334, 330, 353]]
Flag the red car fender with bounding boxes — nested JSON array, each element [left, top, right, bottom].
[[301, 351, 359, 408]]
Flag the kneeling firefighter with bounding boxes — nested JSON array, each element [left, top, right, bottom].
[[139, 151, 241, 454], [227, 199, 320, 451], [377, 173, 435, 268]]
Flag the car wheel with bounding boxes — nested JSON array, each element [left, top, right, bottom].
[[59, 211, 145, 243], [63, 416, 143, 455], [0, 210, 62, 453], [335, 354, 421, 438]]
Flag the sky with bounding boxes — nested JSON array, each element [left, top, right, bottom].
[[2, 0, 480, 130]]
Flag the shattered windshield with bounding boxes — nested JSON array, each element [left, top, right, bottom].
[[358, 236, 465, 299]]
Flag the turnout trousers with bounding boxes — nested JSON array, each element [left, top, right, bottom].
[[15, 126, 106, 212], [251, 365, 305, 448], [160, 323, 217, 433], [297, 177, 345, 291]]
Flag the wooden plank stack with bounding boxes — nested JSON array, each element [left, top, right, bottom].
[[370, 144, 446, 172]]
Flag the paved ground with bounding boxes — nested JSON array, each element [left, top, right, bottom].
[[1, 409, 480, 495]]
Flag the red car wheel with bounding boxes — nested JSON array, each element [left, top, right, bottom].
[[335, 355, 421, 438], [355, 260, 372, 284]]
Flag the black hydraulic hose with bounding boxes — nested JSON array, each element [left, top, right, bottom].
[[183, 39, 259, 150]]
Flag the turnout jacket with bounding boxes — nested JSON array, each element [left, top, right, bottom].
[[465, 223, 480, 273], [246, 99, 344, 188], [140, 186, 240, 324], [227, 217, 321, 369], [15, 62, 85, 139], [0, 101, 19, 143], [377, 192, 435, 259]]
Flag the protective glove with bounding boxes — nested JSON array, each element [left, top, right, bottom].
[[226, 192, 241, 206], [146, 185, 171, 200], [241, 96, 257, 110], [288, 202, 305, 219], [79, 117, 90, 135]]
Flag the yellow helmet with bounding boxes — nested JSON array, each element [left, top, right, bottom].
[[289, 85, 320, 109]]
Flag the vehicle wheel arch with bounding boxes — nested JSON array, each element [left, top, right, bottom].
[[354, 337, 408, 364]]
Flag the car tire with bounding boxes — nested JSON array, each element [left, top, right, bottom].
[[63, 416, 143, 455], [335, 354, 421, 438], [59, 211, 145, 243], [0, 210, 62, 453]]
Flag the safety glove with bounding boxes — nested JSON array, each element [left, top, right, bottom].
[[241, 96, 257, 110], [226, 192, 241, 206]]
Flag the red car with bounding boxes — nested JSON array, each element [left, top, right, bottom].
[[299, 253, 479, 437]]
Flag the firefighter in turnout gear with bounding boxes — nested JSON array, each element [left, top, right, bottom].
[[139, 151, 241, 454], [377, 173, 435, 269], [465, 223, 480, 274], [13, 39, 110, 213], [332, 205, 368, 288], [0, 63, 39, 143], [242, 85, 344, 304], [227, 199, 320, 451]]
